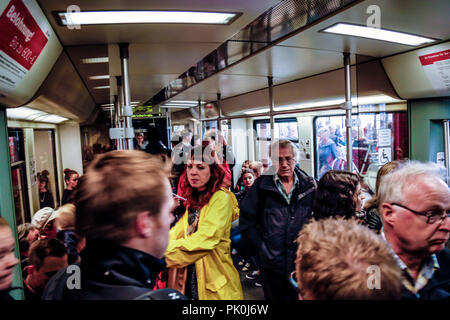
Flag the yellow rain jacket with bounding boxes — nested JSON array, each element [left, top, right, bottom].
[[165, 188, 243, 300]]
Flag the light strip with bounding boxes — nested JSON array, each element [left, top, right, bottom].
[[244, 108, 270, 115], [6, 107, 69, 124], [88, 75, 110, 80], [243, 95, 403, 115], [81, 57, 109, 64], [322, 23, 436, 46], [60, 11, 237, 26], [93, 86, 110, 90]]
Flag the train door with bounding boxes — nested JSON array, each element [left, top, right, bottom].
[[8, 128, 31, 224], [33, 129, 60, 210]]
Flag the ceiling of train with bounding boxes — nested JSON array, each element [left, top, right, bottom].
[[37, 0, 281, 108], [36, 0, 450, 117]]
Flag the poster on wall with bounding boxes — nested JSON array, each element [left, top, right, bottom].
[[0, 0, 51, 96], [418, 49, 450, 95]]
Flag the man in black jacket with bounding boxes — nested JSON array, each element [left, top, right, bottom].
[[240, 140, 317, 300], [377, 161, 450, 300], [42, 150, 185, 300]]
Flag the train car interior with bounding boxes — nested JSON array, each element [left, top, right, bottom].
[[0, 0, 449, 300]]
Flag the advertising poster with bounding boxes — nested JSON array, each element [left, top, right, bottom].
[[0, 0, 51, 96]]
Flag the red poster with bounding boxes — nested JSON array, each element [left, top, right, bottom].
[[0, 0, 49, 70], [419, 49, 450, 66]]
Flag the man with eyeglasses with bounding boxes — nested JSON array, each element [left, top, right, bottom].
[[23, 238, 67, 301], [377, 161, 450, 300], [240, 139, 317, 300]]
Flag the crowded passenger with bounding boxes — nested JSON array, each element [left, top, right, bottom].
[[134, 132, 149, 150], [249, 161, 263, 179], [293, 218, 401, 299], [240, 139, 317, 300], [165, 141, 243, 300], [234, 168, 255, 204], [317, 127, 338, 178], [23, 238, 68, 301], [0, 217, 20, 301], [54, 204, 84, 264], [363, 160, 403, 233], [31, 207, 57, 239], [234, 160, 250, 192], [37, 170, 54, 209], [313, 170, 365, 221], [61, 168, 79, 206], [17, 223, 40, 267], [42, 150, 185, 300], [377, 161, 450, 300]]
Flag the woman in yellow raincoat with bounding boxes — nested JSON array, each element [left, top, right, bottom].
[[165, 141, 243, 300]]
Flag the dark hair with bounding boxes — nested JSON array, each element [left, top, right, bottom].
[[180, 141, 227, 211], [29, 238, 67, 271], [37, 170, 50, 190], [313, 170, 361, 220], [64, 168, 78, 183]]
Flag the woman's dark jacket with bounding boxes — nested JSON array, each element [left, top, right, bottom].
[[61, 189, 74, 206], [239, 167, 317, 277]]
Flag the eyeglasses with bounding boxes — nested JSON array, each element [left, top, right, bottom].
[[277, 157, 295, 164], [289, 271, 305, 299], [391, 203, 450, 224]]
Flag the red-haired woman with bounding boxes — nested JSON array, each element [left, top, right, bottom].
[[165, 142, 243, 300]]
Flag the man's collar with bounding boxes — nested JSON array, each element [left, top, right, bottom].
[[380, 228, 440, 271], [273, 171, 299, 186]]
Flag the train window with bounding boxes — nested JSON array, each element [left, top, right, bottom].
[[173, 125, 185, 132], [314, 112, 409, 189], [253, 118, 298, 161]]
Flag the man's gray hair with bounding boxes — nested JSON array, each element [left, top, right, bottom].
[[270, 139, 298, 161], [377, 161, 446, 207]]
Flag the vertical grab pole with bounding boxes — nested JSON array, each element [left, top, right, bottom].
[[268, 76, 274, 135], [344, 53, 353, 171], [217, 93, 222, 131], [198, 99, 202, 138], [119, 43, 134, 150], [268, 76, 275, 162], [443, 120, 450, 185], [116, 77, 124, 150]]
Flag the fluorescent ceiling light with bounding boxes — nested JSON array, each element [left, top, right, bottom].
[[7, 107, 69, 124], [274, 95, 403, 111], [93, 86, 110, 90], [88, 75, 110, 80], [322, 23, 436, 46], [59, 11, 238, 26], [244, 108, 270, 115], [81, 57, 109, 64]]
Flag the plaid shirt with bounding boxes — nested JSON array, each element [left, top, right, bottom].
[[381, 230, 440, 297], [273, 173, 299, 205]]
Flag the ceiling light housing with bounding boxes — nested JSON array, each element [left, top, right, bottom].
[[88, 75, 110, 80], [56, 10, 241, 26], [81, 57, 109, 64], [7, 107, 69, 124], [321, 23, 437, 46]]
